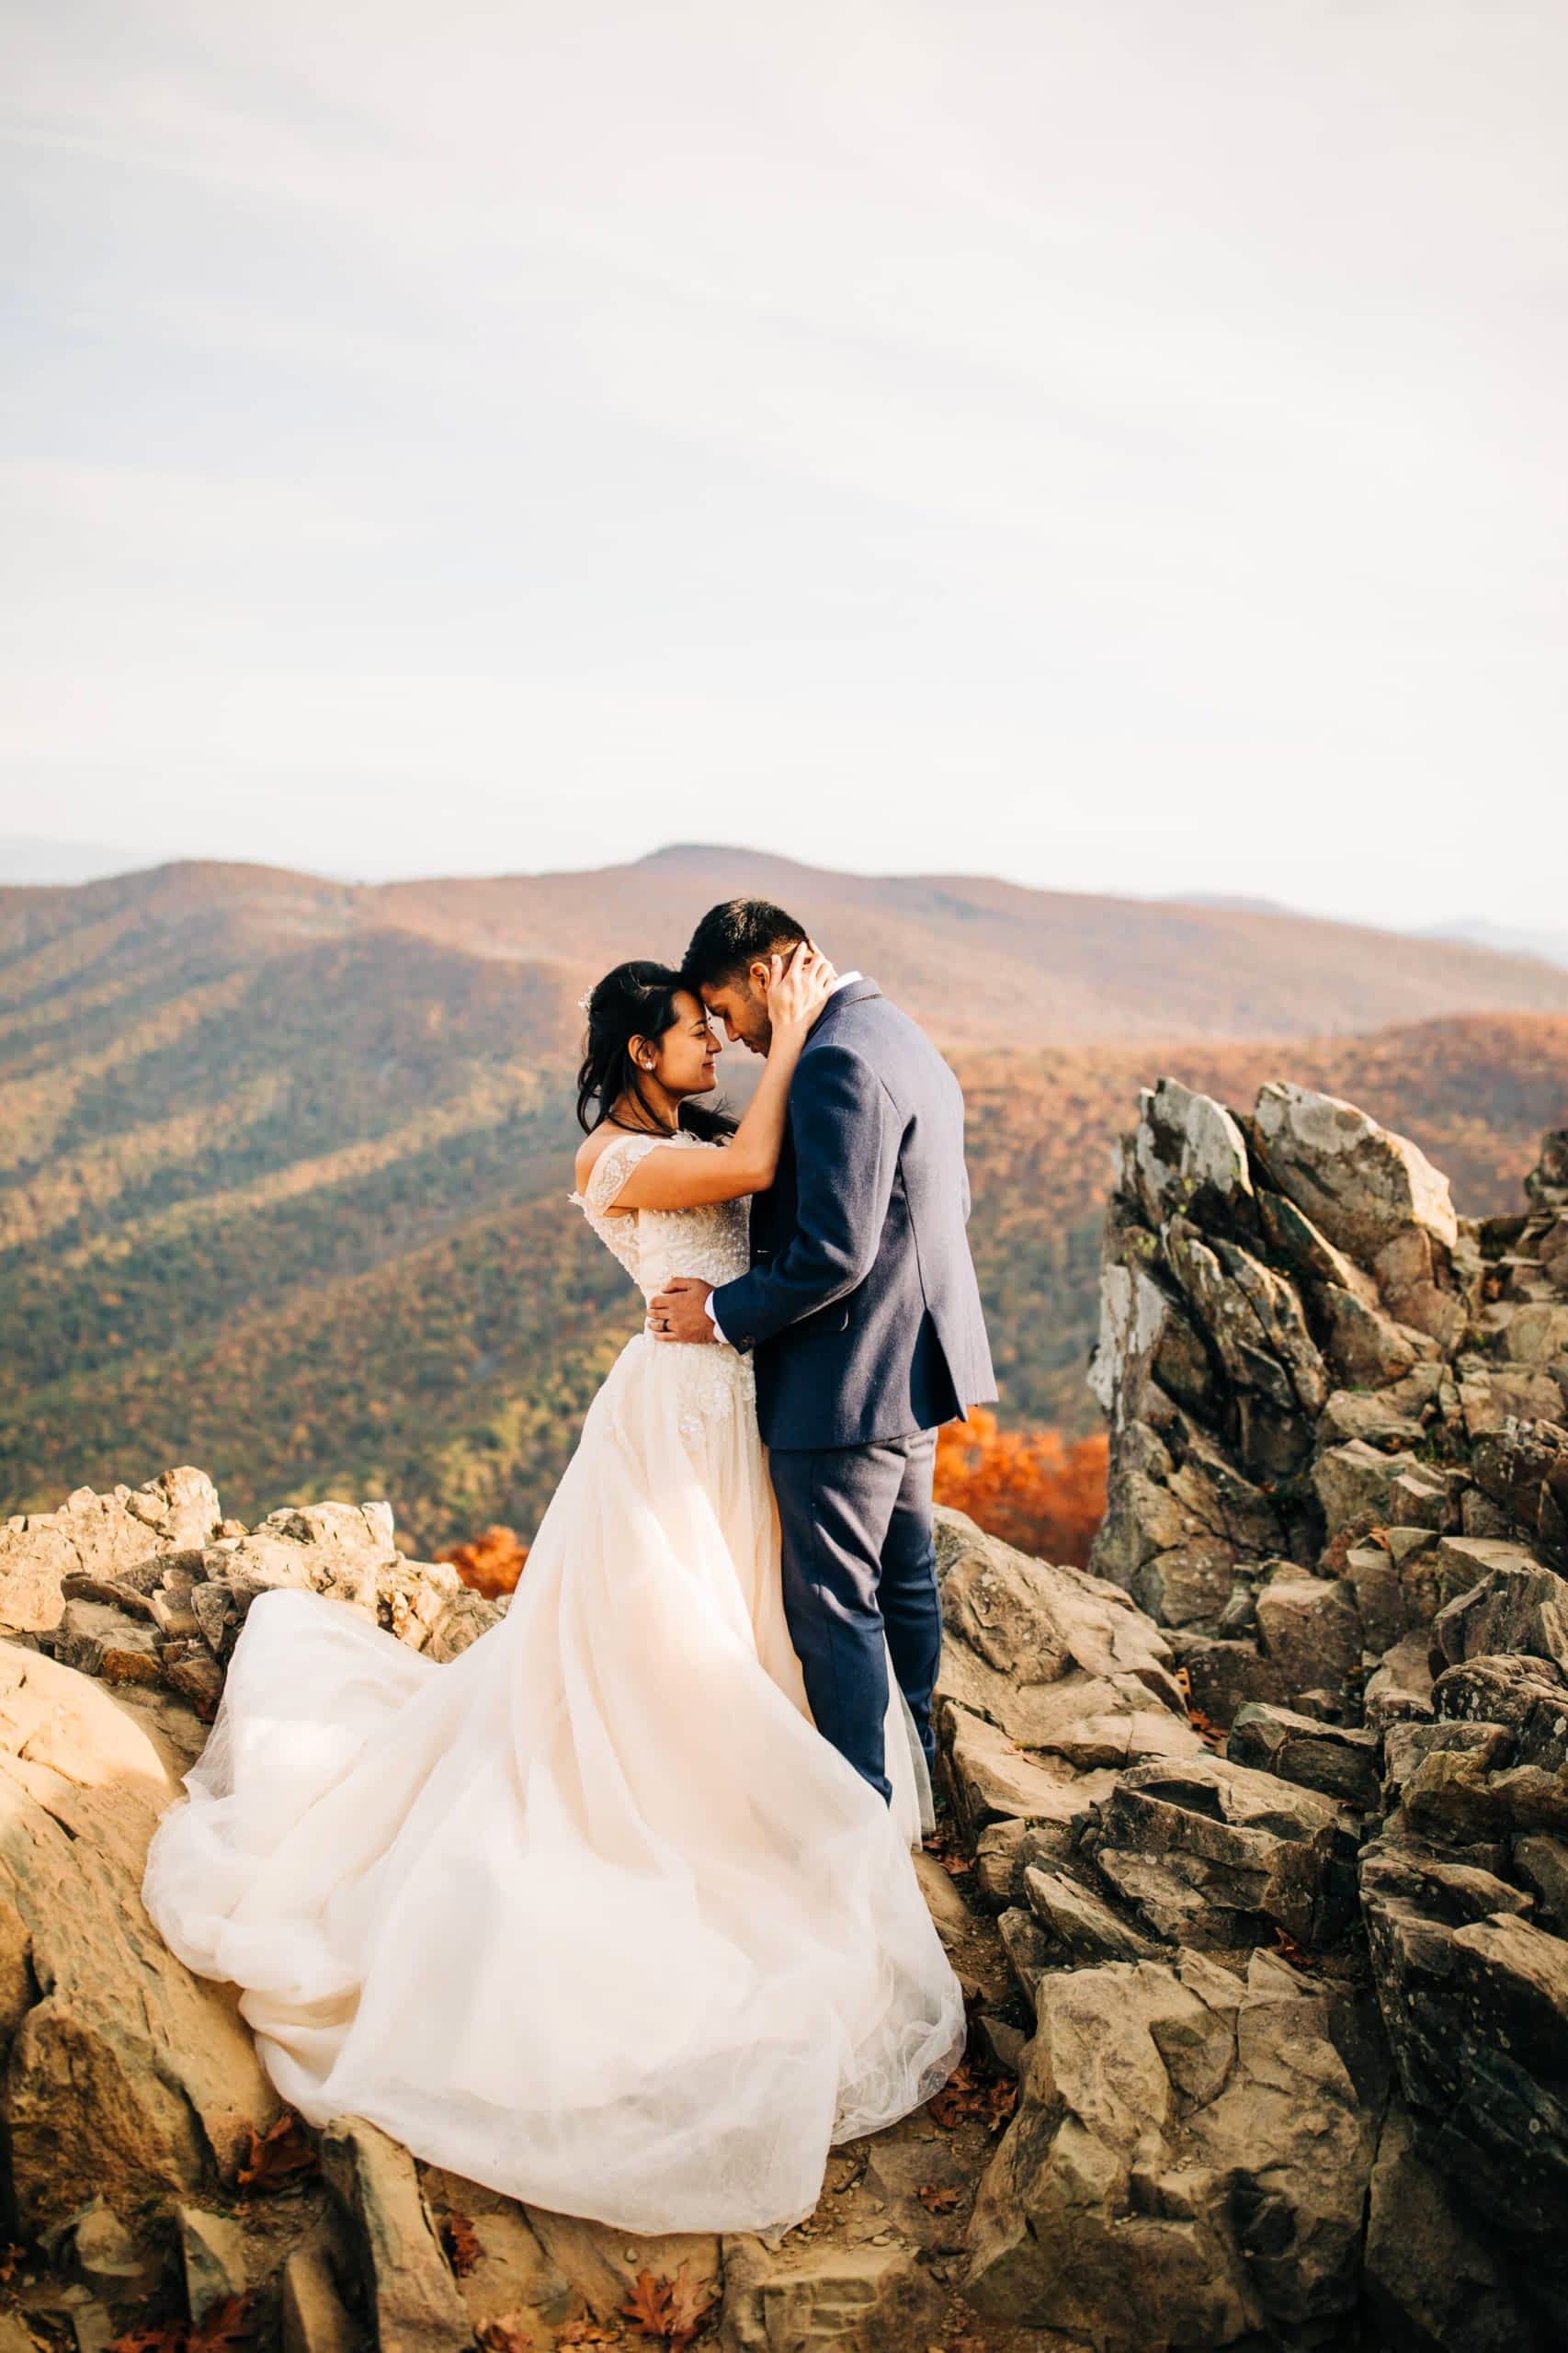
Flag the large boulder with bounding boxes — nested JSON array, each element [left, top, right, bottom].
[[933, 1508, 1200, 1842], [1470, 1415, 1568, 1565], [1125, 1075, 1254, 1232], [1083, 1752, 1359, 1951], [1361, 1842, 1568, 2299], [1363, 2098, 1526, 2353], [1227, 1700, 1380, 1809], [1252, 1081, 1459, 1263], [962, 1947, 1384, 2348], [319, 2118, 473, 2353], [0, 1637, 282, 2233], [1430, 1557, 1568, 1675]]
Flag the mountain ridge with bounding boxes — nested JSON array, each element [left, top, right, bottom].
[[9, 847, 1568, 1049]]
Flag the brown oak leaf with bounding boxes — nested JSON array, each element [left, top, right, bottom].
[[926, 2061, 983, 2127], [235, 2109, 319, 2192], [983, 2076, 1019, 2130], [619, 2259, 717, 2347], [663, 2259, 721, 2343], [928, 2062, 1019, 2132], [619, 2269, 675, 2342]]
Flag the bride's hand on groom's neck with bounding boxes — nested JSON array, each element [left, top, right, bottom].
[[761, 941, 835, 1043]]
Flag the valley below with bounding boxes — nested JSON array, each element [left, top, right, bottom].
[[4, 851, 1567, 1552]]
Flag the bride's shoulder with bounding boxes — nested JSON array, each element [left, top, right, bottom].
[[573, 1122, 705, 1214], [573, 1126, 610, 1192], [574, 1124, 637, 1198]]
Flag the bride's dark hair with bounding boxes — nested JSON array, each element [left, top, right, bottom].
[[574, 961, 736, 1141]]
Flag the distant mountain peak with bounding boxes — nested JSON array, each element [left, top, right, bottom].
[[1164, 892, 1297, 916], [630, 842, 826, 879], [1426, 917, 1568, 972]]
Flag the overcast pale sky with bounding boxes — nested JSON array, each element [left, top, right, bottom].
[[4, 2, 1564, 924]]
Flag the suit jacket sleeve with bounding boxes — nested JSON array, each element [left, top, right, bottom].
[[710, 1042, 898, 1351]]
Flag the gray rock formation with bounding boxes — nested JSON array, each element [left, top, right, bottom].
[[965, 1945, 1385, 2348], [963, 1092, 1568, 2350]]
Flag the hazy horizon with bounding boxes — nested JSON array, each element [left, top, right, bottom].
[[6, 827, 1568, 969], [6, 4, 1565, 929]]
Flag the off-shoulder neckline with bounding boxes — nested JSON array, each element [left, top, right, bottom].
[[568, 1124, 710, 1211]]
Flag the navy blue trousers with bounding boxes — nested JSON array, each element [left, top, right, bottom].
[[767, 1428, 942, 1807]]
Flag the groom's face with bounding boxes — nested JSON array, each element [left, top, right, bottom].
[[699, 967, 772, 1055]]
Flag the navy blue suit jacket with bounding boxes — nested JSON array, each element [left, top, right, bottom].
[[710, 979, 997, 1450]]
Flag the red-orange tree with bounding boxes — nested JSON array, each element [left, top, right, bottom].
[[934, 1410, 1107, 1567], [436, 1525, 529, 1597]]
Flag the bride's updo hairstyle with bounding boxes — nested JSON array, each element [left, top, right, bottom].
[[574, 961, 735, 1142]]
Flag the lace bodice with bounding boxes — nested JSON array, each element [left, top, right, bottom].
[[570, 1129, 752, 1302], [570, 1129, 756, 1447]]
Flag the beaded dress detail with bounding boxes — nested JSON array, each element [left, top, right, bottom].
[[141, 1121, 965, 2245]]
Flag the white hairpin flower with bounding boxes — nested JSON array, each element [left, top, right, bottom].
[[576, 988, 594, 1013]]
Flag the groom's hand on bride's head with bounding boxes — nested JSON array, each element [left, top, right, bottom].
[[647, 1277, 717, 1345]]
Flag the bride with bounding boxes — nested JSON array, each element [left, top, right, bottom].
[[140, 940, 968, 2240]]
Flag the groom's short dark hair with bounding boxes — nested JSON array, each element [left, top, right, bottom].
[[683, 899, 807, 988]]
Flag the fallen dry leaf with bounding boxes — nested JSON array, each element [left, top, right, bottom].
[[619, 2269, 673, 2340], [235, 2109, 319, 2193], [108, 2294, 257, 2353], [619, 2259, 718, 2347], [476, 2314, 537, 2353], [928, 2062, 1018, 2133], [1173, 1667, 1226, 1751], [915, 2183, 962, 2213], [442, 2210, 483, 2276], [662, 2260, 720, 2343], [189, 2296, 256, 2352]]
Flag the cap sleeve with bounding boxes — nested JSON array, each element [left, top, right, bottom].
[[578, 1130, 674, 1217]]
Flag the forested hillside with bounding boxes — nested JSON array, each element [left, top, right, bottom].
[[5, 850, 1563, 1547]]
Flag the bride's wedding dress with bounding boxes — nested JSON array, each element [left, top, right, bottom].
[[140, 1128, 967, 2237]]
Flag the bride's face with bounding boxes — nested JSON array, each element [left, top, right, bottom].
[[650, 990, 722, 1097]]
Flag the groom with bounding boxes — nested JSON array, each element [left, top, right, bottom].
[[650, 898, 996, 1808]]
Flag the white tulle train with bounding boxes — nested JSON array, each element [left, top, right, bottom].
[[140, 1325, 968, 2237]]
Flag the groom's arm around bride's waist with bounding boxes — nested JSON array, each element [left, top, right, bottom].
[[710, 1042, 897, 1353]]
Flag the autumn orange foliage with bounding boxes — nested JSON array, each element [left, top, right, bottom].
[[440, 1415, 1105, 1593], [934, 1410, 1108, 1566], [437, 1524, 530, 1596]]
